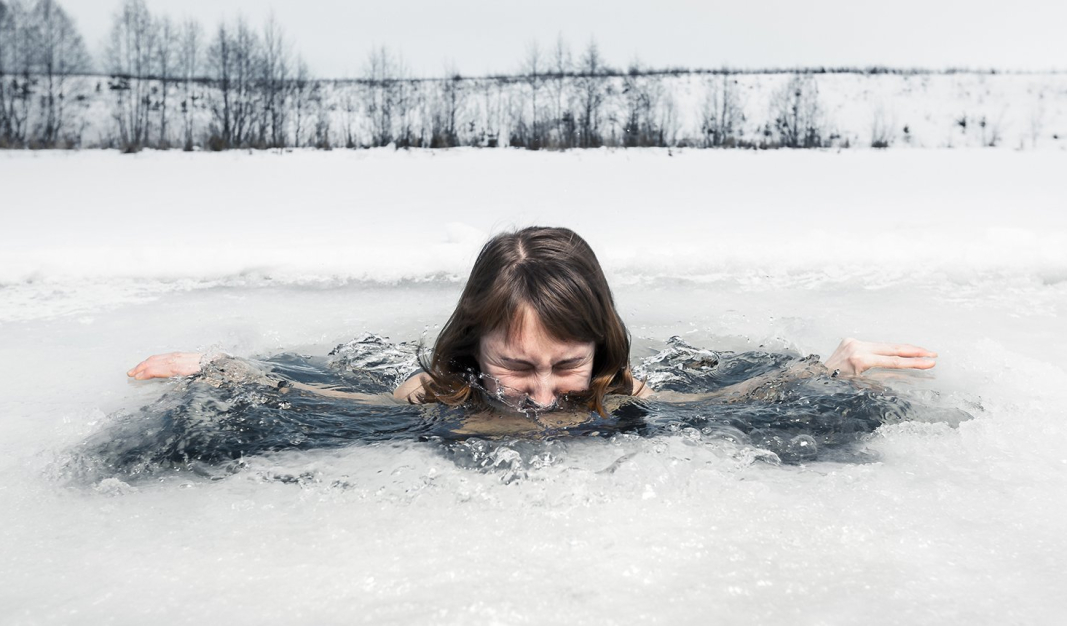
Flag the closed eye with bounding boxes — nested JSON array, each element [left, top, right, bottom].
[[498, 357, 589, 371]]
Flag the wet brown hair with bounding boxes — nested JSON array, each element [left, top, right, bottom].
[[417, 226, 636, 416]]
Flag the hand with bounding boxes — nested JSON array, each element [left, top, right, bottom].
[[824, 338, 937, 377], [127, 352, 204, 380]]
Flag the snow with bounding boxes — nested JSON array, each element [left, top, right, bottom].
[[3, 148, 1065, 285], [1, 148, 1066, 624]]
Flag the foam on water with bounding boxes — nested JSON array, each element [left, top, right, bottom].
[[2, 150, 1066, 624]]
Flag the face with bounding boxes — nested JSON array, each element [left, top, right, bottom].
[[476, 307, 595, 409]]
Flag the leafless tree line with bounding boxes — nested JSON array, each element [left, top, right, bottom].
[[0, 0, 90, 147], [21, 0, 1040, 151], [102, 0, 316, 151]]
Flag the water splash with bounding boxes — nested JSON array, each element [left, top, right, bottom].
[[60, 334, 971, 484]]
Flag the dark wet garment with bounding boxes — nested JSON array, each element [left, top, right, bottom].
[[73, 335, 969, 480]]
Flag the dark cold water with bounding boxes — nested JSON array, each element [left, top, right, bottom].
[[70, 335, 969, 482]]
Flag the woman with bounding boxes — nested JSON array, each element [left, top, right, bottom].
[[128, 227, 937, 418]]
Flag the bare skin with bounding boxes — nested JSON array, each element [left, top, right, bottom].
[[128, 352, 388, 403], [823, 338, 937, 375], [477, 306, 597, 406], [127, 352, 203, 380]]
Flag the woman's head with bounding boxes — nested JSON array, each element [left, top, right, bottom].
[[419, 226, 634, 415]]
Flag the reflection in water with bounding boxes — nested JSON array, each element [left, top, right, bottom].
[[71, 335, 970, 482]]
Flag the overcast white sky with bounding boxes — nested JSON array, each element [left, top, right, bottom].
[[66, 0, 1066, 78]]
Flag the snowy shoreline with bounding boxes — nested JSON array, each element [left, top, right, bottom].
[[4, 147, 1065, 283]]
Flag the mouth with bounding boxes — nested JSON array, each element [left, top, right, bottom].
[[468, 373, 589, 421], [483, 390, 559, 415]]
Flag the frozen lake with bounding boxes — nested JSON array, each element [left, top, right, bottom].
[[1, 148, 1066, 624]]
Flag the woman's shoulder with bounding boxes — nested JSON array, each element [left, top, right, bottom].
[[632, 378, 654, 398], [393, 371, 432, 403]]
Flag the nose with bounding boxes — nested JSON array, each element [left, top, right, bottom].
[[528, 376, 559, 407]]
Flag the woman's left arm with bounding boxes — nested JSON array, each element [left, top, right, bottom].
[[824, 338, 937, 376], [640, 338, 937, 401]]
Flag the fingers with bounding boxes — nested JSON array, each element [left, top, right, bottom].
[[127, 354, 165, 380], [133, 360, 167, 380], [826, 338, 938, 376], [869, 342, 938, 359], [865, 354, 938, 371], [127, 358, 151, 379]]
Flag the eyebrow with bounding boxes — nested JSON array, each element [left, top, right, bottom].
[[500, 355, 588, 368]]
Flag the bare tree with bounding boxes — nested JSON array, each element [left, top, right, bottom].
[[393, 56, 417, 147], [205, 17, 261, 149], [429, 60, 462, 147], [770, 74, 824, 148], [518, 40, 543, 148], [312, 80, 330, 149], [364, 45, 402, 146], [701, 73, 743, 147], [177, 17, 201, 150], [229, 17, 259, 147], [154, 14, 176, 147], [367, 49, 417, 147], [548, 33, 570, 145], [339, 78, 358, 148], [0, 0, 34, 146], [0, 0, 9, 141], [621, 59, 663, 147], [17, 0, 89, 146], [444, 62, 463, 146], [575, 38, 605, 148], [869, 103, 895, 148], [978, 111, 1004, 147], [659, 92, 679, 147], [107, 0, 155, 149], [205, 21, 231, 147], [290, 55, 310, 147], [259, 13, 289, 147], [479, 78, 504, 147]]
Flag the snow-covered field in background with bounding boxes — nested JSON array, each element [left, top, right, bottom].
[[1, 149, 1066, 624]]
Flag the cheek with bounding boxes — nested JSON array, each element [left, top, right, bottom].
[[553, 365, 594, 392], [481, 372, 536, 400], [478, 366, 516, 391], [497, 373, 532, 392]]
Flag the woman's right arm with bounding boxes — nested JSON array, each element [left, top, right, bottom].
[[129, 352, 396, 404], [393, 372, 432, 403], [127, 352, 206, 379]]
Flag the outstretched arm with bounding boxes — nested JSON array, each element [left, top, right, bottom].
[[644, 338, 937, 402], [128, 351, 394, 404]]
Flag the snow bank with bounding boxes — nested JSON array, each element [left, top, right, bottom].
[[3, 148, 1065, 285]]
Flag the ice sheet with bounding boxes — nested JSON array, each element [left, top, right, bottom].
[[1, 149, 1065, 624]]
